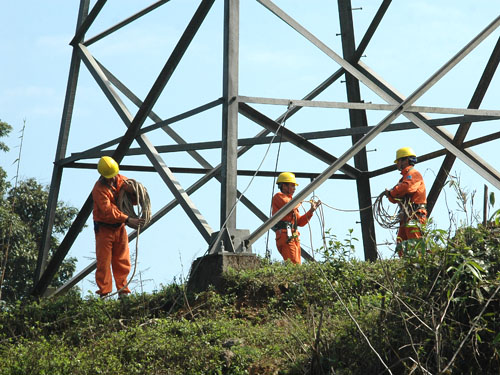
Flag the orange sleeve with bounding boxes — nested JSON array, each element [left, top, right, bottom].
[[389, 170, 423, 199], [92, 179, 128, 224], [296, 207, 313, 227]]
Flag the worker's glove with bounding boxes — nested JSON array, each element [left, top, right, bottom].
[[384, 189, 391, 198]]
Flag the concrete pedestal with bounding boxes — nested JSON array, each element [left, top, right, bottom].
[[187, 252, 261, 294]]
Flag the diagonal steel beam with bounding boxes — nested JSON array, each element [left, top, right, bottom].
[[114, 0, 216, 160], [245, 10, 500, 247], [70, 0, 107, 46], [427, 37, 500, 215], [84, 0, 172, 46], [369, 129, 500, 178], [239, 102, 361, 178], [33, 0, 216, 297], [258, 0, 500, 188], [353, 0, 391, 62], [78, 43, 214, 242]]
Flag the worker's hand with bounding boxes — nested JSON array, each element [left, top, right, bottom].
[[384, 189, 391, 198], [310, 199, 321, 212], [126, 217, 146, 230]]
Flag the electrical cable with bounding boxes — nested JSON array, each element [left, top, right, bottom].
[[265, 102, 291, 260], [372, 191, 400, 230], [205, 102, 295, 257]]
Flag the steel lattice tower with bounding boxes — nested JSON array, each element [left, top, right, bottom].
[[33, 0, 500, 297]]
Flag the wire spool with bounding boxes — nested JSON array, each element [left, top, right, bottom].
[[117, 179, 152, 225], [373, 191, 400, 229]]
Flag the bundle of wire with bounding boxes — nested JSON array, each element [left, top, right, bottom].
[[372, 191, 400, 229], [118, 179, 152, 225]]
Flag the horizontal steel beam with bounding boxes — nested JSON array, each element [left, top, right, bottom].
[[66, 162, 355, 179], [58, 113, 498, 163], [239, 95, 500, 117], [57, 97, 223, 166]]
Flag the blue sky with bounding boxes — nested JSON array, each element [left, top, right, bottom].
[[1, 1, 499, 296]]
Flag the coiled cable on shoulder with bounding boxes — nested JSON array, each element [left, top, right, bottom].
[[118, 179, 152, 225]]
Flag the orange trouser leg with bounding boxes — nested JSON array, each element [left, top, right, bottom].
[[111, 225, 131, 293], [396, 215, 427, 257], [95, 227, 115, 295], [275, 231, 301, 264], [95, 225, 131, 295]]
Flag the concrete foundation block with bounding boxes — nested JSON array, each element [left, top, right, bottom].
[[187, 252, 261, 294]]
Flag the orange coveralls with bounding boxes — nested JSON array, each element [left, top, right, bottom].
[[272, 192, 313, 264], [388, 166, 427, 247], [92, 174, 131, 296]]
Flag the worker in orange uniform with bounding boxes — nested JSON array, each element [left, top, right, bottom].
[[92, 156, 145, 297], [271, 172, 321, 264], [385, 147, 427, 256]]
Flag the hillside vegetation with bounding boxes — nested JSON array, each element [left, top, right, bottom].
[[0, 225, 499, 374]]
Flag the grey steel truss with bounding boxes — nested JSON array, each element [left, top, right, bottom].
[[33, 0, 500, 297]]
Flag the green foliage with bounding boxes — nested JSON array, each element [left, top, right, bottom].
[[0, 122, 78, 302], [0, 120, 11, 153], [317, 228, 358, 262], [0, 178, 78, 302], [0, 225, 499, 374]]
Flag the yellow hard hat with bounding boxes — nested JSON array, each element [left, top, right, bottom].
[[97, 156, 119, 178], [276, 172, 298, 186], [394, 147, 416, 163]]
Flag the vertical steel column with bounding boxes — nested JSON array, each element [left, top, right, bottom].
[[34, 0, 90, 283], [221, 0, 239, 232], [337, 0, 377, 261]]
